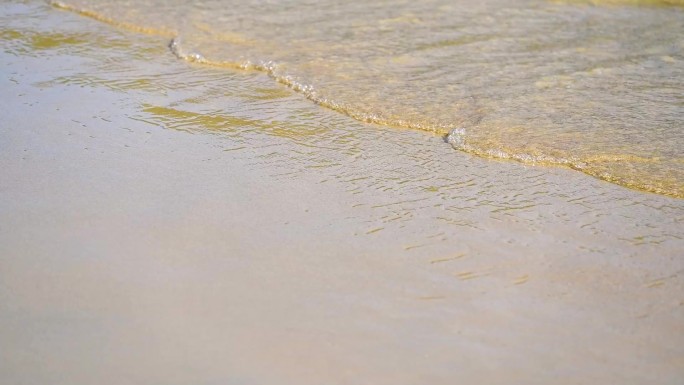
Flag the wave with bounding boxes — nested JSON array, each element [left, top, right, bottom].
[[48, 0, 684, 198]]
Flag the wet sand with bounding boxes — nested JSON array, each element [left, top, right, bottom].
[[1, 2, 683, 384]]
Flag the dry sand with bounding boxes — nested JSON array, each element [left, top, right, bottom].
[[1, 2, 683, 384]]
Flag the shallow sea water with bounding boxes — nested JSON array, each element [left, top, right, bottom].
[[1, 1, 684, 384], [47, 0, 684, 197]]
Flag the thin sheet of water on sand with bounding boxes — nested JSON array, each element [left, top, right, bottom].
[[0, 3, 683, 385]]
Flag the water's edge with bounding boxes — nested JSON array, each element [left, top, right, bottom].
[[48, 0, 683, 199]]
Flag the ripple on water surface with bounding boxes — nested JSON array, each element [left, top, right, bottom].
[[30, 0, 684, 197]]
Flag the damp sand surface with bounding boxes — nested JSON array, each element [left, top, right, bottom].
[[1, 2, 683, 384]]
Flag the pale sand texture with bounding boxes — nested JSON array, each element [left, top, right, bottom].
[[1, 2, 683, 384]]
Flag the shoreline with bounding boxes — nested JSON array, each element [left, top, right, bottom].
[[47, 0, 684, 199], [1, 2, 683, 384]]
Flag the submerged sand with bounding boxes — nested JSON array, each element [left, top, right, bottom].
[[1, 2, 683, 384]]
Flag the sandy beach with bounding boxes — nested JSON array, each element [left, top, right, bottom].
[[1, 2, 683, 384]]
